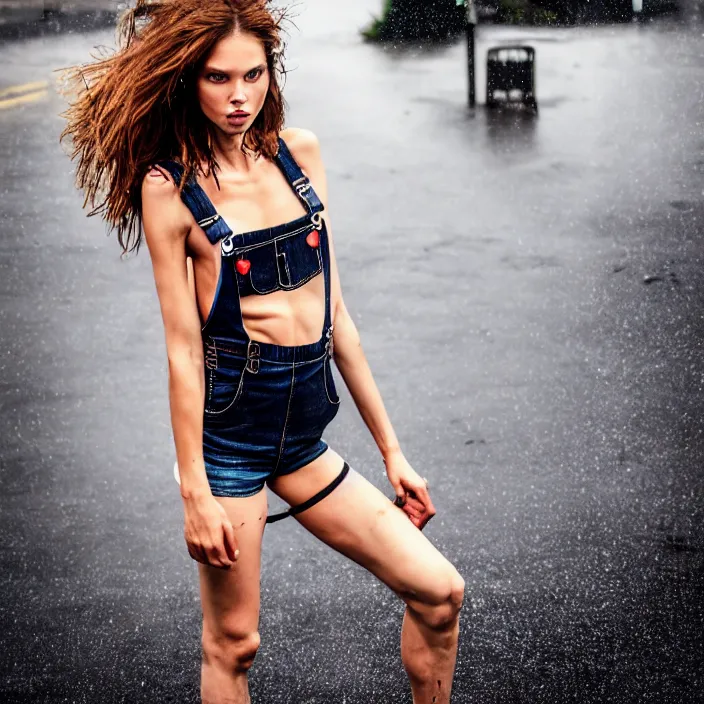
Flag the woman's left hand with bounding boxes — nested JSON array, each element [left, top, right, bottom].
[[384, 450, 436, 530]]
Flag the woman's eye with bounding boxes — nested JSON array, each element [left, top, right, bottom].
[[208, 73, 227, 83], [246, 68, 263, 80]]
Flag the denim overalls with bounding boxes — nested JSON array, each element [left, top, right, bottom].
[[160, 137, 348, 516]]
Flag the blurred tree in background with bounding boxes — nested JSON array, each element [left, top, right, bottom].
[[363, 0, 466, 41], [364, 0, 679, 38], [494, 0, 677, 24], [496, 0, 626, 23]]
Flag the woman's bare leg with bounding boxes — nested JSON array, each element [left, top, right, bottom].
[[198, 488, 268, 704], [268, 449, 464, 704]]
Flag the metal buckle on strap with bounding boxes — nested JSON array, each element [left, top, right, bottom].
[[292, 177, 311, 196], [246, 341, 261, 373], [311, 211, 323, 230], [325, 325, 334, 356], [205, 340, 218, 370], [198, 214, 221, 229]]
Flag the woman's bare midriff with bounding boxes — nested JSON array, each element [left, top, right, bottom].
[[189, 233, 327, 348]]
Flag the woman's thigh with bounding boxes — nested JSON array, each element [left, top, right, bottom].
[[267, 449, 461, 605], [198, 488, 268, 642]]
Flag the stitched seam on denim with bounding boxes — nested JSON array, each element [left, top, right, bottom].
[[260, 350, 328, 366], [209, 484, 263, 499], [275, 242, 322, 291], [324, 358, 341, 405], [278, 441, 329, 477], [220, 218, 312, 256], [273, 362, 296, 476], [278, 265, 321, 291], [206, 367, 214, 406], [226, 223, 312, 255], [204, 368, 245, 415], [277, 250, 292, 288], [210, 343, 247, 356]]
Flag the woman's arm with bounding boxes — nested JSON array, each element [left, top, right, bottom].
[[284, 129, 436, 529], [141, 167, 238, 567], [142, 170, 208, 498]]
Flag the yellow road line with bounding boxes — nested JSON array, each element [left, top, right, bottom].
[[0, 89, 49, 111], [0, 80, 49, 100]]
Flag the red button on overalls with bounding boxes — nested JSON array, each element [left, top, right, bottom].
[[236, 259, 251, 275], [306, 231, 320, 248]]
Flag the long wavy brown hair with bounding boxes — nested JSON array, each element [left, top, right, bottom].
[[60, 0, 289, 255]]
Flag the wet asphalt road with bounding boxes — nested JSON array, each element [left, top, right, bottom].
[[1, 1, 704, 702]]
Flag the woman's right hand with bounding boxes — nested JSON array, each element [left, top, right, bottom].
[[182, 489, 239, 569]]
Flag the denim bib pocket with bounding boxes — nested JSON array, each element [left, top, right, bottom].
[[234, 227, 323, 296], [275, 229, 322, 290], [243, 241, 279, 295]]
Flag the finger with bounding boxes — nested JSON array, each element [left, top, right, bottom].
[[223, 521, 239, 562], [403, 504, 422, 525], [389, 479, 406, 506], [403, 500, 421, 516], [392, 494, 419, 521], [403, 493, 434, 530], [417, 513, 433, 531], [410, 485, 436, 518], [188, 543, 208, 565], [404, 494, 425, 513], [206, 541, 232, 569], [404, 490, 427, 516], [407, 512, 424, 530]]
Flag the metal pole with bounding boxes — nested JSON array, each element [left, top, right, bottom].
[[465, 0, 477, 108]]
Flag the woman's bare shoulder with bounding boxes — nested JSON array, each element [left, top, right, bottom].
[[141, 166, 191, 236], [141, 165, 179, 200], [279, 127, 323, 166]]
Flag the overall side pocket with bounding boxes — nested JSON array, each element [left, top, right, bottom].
[[203, 342, 247, 416]]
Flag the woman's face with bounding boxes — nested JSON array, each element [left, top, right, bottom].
[[196, 30, 270, 137]]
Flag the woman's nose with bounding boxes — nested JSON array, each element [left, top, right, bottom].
[[229, 86, 247, 105]]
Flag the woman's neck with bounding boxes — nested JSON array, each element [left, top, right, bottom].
[[211, 131, 253, 174]]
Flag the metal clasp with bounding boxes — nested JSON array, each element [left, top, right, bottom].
[[198, 213, 221, 229], [311, 211, 323, 231], [293, 177, 311, 196], [325, 325, 334, 357], [205, 340, 218, 370], [246, 340, 261, 373]]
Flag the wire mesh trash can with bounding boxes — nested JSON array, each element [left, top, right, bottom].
[[486, 46, 537, 112]]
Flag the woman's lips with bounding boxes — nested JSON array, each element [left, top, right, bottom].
[[226, 112, 249, 125]]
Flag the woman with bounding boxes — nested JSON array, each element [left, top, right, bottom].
[[61, 1, 465, 702]]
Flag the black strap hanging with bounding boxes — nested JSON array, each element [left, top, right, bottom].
[[266, 462, 350, 524]]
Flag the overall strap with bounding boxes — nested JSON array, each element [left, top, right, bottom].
[[272, 137, 330, 332], [274, 137, 324, 216], [155, 160, 233, 244], [320, 216, 333, 334]]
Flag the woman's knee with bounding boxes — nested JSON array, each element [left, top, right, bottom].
[[405, 569, 465, 631], [202, 625, 261, 673]]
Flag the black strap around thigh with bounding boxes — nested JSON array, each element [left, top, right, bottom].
[[266, 462, 350, 524]]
